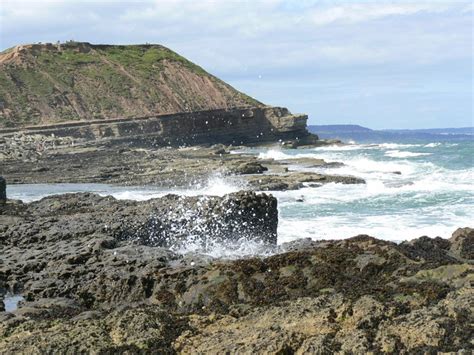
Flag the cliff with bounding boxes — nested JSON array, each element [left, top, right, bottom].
[[0, 42, 261, 127]]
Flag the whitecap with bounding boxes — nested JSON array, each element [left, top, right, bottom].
[[277, 213, 473, 244], [385, 150, 431, 158], [424, 142, 441, 148], [258, 149, 293, 160], [378, 143, 421, 149], [312, 144, 376, 152]]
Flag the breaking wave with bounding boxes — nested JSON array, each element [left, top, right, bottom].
[[7, 139, 474, 256], [384, 150, 432, 158]]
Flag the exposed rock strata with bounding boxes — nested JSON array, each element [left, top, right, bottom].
[[0, 194, 472, 353], [0, 106, 315, 148]]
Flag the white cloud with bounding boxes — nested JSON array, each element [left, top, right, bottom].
[[309, 3, 451, 26], [0, 0, 471, 127]]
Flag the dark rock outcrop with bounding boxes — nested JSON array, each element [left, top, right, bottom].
[[246, 171, 365, 191], [0, 139, 363, 191], [0, 225, 472, 353], [0, 176, 5, 203], [1, 193, 471, 353], [232, 162, 268, 175], [0, 191, 278, 249]]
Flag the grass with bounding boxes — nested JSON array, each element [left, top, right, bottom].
[[0, 42, 262, 127], [96, 45, 208, 76]]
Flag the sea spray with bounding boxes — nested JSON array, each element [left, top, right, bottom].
[[7, 139, 474, 251]]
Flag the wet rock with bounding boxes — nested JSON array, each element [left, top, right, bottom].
[[246, 171, 365, 191], [233, 161, 268, 174], [0, 133, 363, 193], [1, 193, 472, 352], [398, 236, 456, 265], [211, 144, 229, 155], [113, 191, 278, 247], [1, 191, 278, 249], [280, 157, 326, 166]]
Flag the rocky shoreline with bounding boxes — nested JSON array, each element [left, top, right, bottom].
[[0, 132, 361, 191], [1, 130, 472, 353], [2, 39, 471, 354], [0, 191, 473, 353]]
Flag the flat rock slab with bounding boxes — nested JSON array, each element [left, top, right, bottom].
[[245, 171, 365, 191], [1, 136, 362, 192]]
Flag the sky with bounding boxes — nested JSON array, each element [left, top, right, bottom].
[[0, 0, 472, 129]]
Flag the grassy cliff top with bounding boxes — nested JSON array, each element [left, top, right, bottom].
[[0, 42, 262, 127]]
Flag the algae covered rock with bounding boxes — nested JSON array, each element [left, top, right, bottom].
[[0, 192, 472, 353], [450, 227, 474, 259]]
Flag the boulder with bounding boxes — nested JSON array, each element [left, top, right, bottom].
[[114, 191, 278, 247], [233, 162, 268, 175], [1, 191, 278, 249]]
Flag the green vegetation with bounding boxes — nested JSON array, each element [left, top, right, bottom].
[[0, 42, 262, 127]]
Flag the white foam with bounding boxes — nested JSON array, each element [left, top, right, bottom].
[[6, 143, 473, 257], [277, 213, 472, 243], [424, 142, 441, 148], [268, 140, 473, 246], [385, 150, 431, 158], [258, 149, 293, 160], [313, 144, 377, 152], [109, 175, 245, 200], [377, 143, 421, 149], [191, 174, 245, 196]]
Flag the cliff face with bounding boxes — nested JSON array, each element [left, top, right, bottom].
[[0, 42, 261, 128], [0, 106, 311, 148]]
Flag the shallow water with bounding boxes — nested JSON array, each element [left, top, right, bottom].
[[7, 138, 473, 256]]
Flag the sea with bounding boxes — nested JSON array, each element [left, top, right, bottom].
[[7, 136, 473, 257]]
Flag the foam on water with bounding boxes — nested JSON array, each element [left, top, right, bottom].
[[425, 142, 441, 148], [6, 139, 474, 257], [258, 149, 293, 160], [278, 214, 471, 243], [270, 139, 473, 244], [384, 150, 431, 158], [377, 143, 421, 149], [107, 174, 245, 201]]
